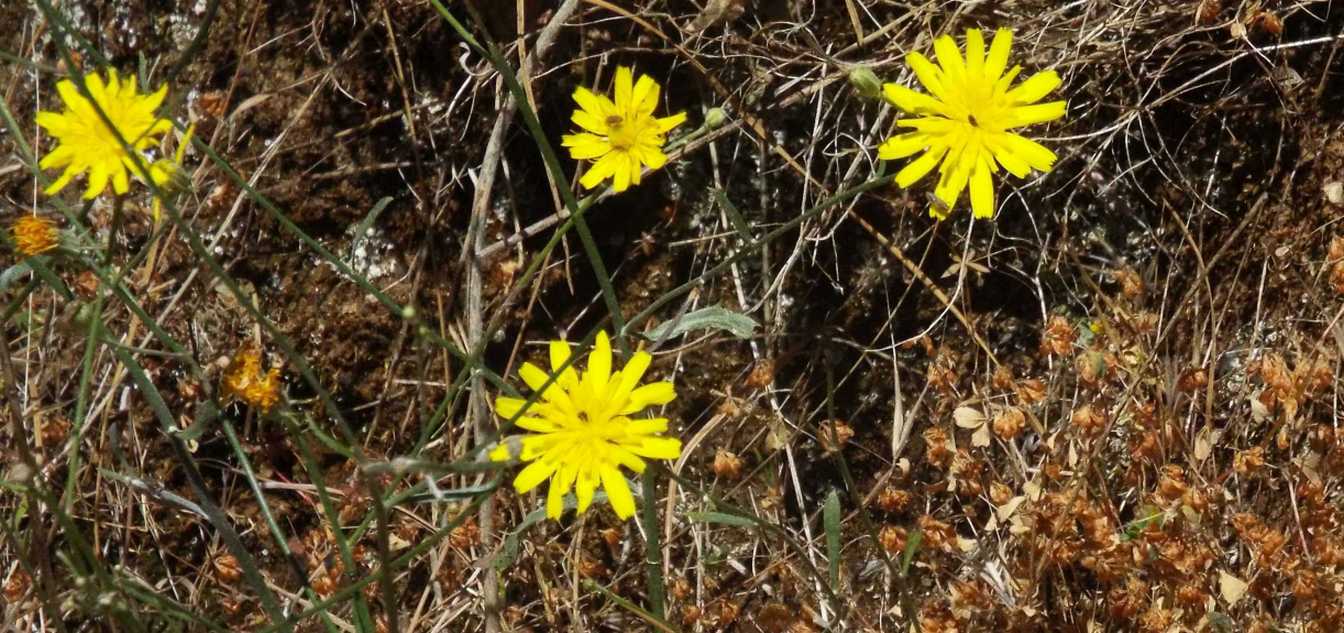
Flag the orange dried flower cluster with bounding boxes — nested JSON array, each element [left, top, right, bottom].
[[221, 348, 281, 412], [11, 215, 60, 257]]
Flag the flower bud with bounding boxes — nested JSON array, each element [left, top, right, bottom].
[[847, 66, 882, 99], [703, 107, 728, 129]]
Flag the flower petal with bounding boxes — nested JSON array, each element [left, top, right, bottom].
[[572, 86, 611, 119], [630, 73, 659, 118], [655, 111, 687, 134], [906, 52, 946, 98], [609, 351, 651, 404], [514, 459, 557, 493], [622, 381, 677, 413], [627, 437, 682, 460], [575, 464, 599, 514], [613, 66, 634, 111], [1007, 70, 1062, 105], [563, 133, 612, 160], [933, 35, 966, 80], [548, 339, 580, 389], [964, 28, 986, 77], [571, 109, 609, 135], [932, 153, 972, 215], [111, 164, 130, 194], [639, 146, 668, 170], [882, 83, 946, 116], [611, 152, 634, 192], [495, 396, 534, 420], [894, 146, 947, 188], [580, 151, 621, 189], [83, 162, 111, 199], [35, 111, 70, 136], [878, 133, 930, 160], [985, 134, 1033, 177], [985, 29, 1013, 84], [600, 465, 637, 519], [623, 417, 669, 435], [55, 79, 85, 110], [515, 416, 559, 433], [584, 330, 612, 395], [547, 464, 576, 519], [996, 133, 1058, 172], [1006, 101, 1068, 128], [969, 156, 996, 219], [519, 362, 554, 393]]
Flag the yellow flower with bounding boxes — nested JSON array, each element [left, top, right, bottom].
[[878, 28, 1067, 219], [221, 348, 282, 412], [11, 215, 60, 257], [491, 331, 680, 520], [561, 67, 687, 193], [36, 68, 173, 200]]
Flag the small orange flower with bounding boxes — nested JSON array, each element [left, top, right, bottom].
[[221, 348, 282, 412], [11, 215, 60, 257]]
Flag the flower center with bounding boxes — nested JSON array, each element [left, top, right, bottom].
[[605, 115, 640, 151]]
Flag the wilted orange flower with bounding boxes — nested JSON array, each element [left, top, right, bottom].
[[221, 348, 281, 412], [11, 215, 60, 257]]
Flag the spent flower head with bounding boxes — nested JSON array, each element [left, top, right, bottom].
[[561, 66, 687, 193], [491, 331, 680, 520], [149, 124, 196, 221], [11, 215, 60, 257], [878, 28, 1067, 219], [36, 68, 173, 200], [221, 348, 282, 412]]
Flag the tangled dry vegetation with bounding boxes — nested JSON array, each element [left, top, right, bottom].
[[3, 0, 1344, 631]]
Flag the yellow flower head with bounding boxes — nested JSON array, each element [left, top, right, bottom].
[[221, 348, 282, 412], [561, 67, 687, 193], [878, 28, 1067, 219], [491, 331, 680, 520], [36, 68, 173, 200], [11, 215, 60, 257]]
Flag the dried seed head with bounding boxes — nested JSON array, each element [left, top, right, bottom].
[[923, 427, 953, 469], [1115, 267, 1144, 299], [992, 407, 1026, 440], [991, 364, 1016, 391], [3, 568, 30, 603], [449, 518, 480, 549], [1233, 446, 1266, 474], [745, 359, 775, 390], [712, 448, 744, 479], [1070, 404, 1107, 438], [1016, 378, 1047, 405], [11, 215, 60, 257], [817, 420, 854, 453], [1040, 315, 1076, 357], [876, 486, 913, 513], [990, 482, 1014, 506], [211, 553, 242, 584], [878, 524, 908, 555]]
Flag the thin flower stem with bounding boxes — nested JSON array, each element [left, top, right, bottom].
[[430, 4, 676, 615]]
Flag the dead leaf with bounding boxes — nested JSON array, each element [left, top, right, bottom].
[[1193, 426, 1217, 462], [953, 406, 986, 429], [971, 423, 992, 448], [1250, 396, 1270, 423], [997, 496, 1027, 521], [1218, 570, 1248, 606]]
